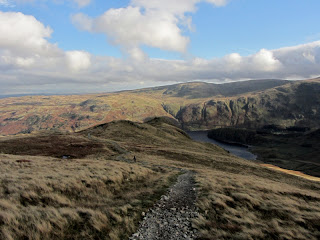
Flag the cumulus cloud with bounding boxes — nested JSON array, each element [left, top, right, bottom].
[[0, 11, 91, 78], [72, 0, 228, 59], [1, 11, 320, 95], [72, 7, 190, 58], [0, 11, 57, 56], [272, 41, 320, 78], [251, 49, 281, 72], [65, 50, 91, 72], [1, 55, 35, 67]]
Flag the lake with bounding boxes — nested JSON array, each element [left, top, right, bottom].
[[187, 131, 257, 161]]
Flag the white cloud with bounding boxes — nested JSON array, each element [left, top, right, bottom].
[[131, 0, 228, 14], [206, 0, 229, 7], [72, 0, 91, 7], [224, 53, 242, 65], [251, 49, 281, 72], [0, 11, 91, 77], [72, 0, 228, 58], [131, 0, 199, 15], [72, 6, 190, 57], [0, 11, 57, 56], [1, 55, 35, 67], [71, 12, 92, 31], [272, 41, 320, 78], [0, 0, 15, 7], [126, 47, 147, 61], [65, 50, 91, 71], [1, 11, 320, 95]]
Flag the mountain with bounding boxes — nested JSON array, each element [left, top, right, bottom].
[[135, 79, 289, 99], [175, 78, 320, 129], [0, 78, 319, 135]]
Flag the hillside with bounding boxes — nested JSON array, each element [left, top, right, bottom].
[[208, 127, 320, 177], [134, 79, 289, 99], [0, 78, 319, 135], [0, 118, 320, 239], [176, 78, 320, 129]]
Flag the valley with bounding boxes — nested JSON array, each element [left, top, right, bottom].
[[208, 127, 320, 177], [1, 78, 320, 239], [1, 78, 319, 135], [187, 130, 257, 160], [1, 2, 320, 239]]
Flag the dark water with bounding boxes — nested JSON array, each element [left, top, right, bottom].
[[187, 131, 257, 161]]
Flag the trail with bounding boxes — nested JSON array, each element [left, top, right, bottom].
[[130, 171, 199, 240], [261, 164, 320, 182]]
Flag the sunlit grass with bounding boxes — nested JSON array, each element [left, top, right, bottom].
[[0, 118, 319, 239]]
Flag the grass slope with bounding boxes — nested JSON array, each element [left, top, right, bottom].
[[208, 127, 320, 177], [0, 118, 320, 239]]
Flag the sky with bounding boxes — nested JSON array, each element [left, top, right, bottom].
[[0, 0, 320, 95]]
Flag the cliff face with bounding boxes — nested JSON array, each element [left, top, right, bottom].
[[174, 81, 320, 130]]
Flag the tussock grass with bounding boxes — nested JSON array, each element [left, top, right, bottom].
[[0, 118, 320, 239], [0, 134, 110, 159], [194, 167, 320, 240], [0, 154, 179, 240]]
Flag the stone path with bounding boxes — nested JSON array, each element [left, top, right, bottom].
[[130, 171, 199, 240]]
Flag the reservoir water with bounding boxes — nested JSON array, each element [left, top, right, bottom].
[[187, 131, 257, 161]]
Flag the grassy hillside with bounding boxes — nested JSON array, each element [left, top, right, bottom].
[[0, 78, 319, 135], [208, 127, 320, 177], [0, 118, 320, 239]]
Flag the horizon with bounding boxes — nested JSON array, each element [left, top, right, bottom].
[[0, 0, 320, 95], [0, 77, 308, 99], [1, 2, 320, 238]]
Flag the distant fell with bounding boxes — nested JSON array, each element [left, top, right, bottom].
[[1, 78, 319, 135], [135, 79, 289, 99]]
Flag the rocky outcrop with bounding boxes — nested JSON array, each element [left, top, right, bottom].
[[174, 81, 320, 130]]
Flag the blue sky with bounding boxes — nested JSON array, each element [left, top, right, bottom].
[[191, 0, 320, 57], [0, 0, 320, 94], [3, 0, 319, 58]]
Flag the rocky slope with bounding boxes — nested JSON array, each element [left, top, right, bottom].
[[175, 78, 320, 130], [0, 78, 319, 135]]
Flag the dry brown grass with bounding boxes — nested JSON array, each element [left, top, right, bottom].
[[0, 134, 109, 159], [194, 166, 320, 240], [261, 164, 320, 182], [0, 119, 320, 239], [0, 154, 179, 240]]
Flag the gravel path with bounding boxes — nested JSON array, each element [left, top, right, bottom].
[[130, 171, 199, 240]]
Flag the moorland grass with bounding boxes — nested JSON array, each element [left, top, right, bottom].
[[0, 119, 319, 239], [0, 154, 179, 240]]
